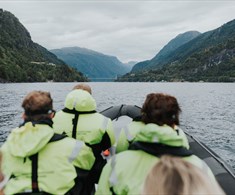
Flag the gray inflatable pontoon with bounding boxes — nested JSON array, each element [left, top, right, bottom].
[[101, 104, 235, 195]]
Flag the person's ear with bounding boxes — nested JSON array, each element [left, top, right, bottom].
[[22, 112, 26, 120], [49, 112, 55, 119]]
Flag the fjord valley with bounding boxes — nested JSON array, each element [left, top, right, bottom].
[[1, 8, 235, 83], [118, 20, 235, 82], [0, 9, 86, 83], [51, 47, 131, 81]]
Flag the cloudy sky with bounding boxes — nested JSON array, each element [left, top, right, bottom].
[[2, 0, 235, 63]]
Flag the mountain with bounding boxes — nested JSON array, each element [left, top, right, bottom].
[[132, 31, 201, 72], [51, 47, 130, 81], [118, 19, 235, 82], [124, 61, 138, 71], [0, 9, 87, 82]]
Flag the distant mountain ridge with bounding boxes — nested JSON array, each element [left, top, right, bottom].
[[118, 19, 235, 82], [124, 61, 138, 68], [0, 9, 86, 82], [132, 31, 201, 72], [51, 47, 130, 81]]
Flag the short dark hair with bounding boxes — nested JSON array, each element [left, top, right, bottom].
[[141, 93, 181, 127], [22, 91, 53, 121]]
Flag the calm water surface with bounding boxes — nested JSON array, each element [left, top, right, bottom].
[[0, 82, 234, 169]]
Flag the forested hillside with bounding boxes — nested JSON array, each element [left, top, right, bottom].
[[119, 20, 235, 82], [132, 31, 201, 72], [0, 9, 87, 82], [51, 47, 130, 81]]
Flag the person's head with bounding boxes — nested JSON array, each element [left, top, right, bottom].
[[141, 93, 181, 127], [73, 83, 92, 94], [65, 89, 96, 112], [142, 155, 225, 195], [22, 91, 54, 121]]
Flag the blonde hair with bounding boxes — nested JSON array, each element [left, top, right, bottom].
[[143, 155, 225, 195], [73, 83, 92, 94]]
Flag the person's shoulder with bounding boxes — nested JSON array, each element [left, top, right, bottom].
[[129, 120, 145, 127], [184, 155, 205, 167], [53, 110, 73, 121], [51, 136, 90, 153], [49, 135, 76, 146], [61, 136, 77, 143], [55, 110, 68, 116]]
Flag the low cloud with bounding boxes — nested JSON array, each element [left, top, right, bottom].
[[2, 1, 235, 62]]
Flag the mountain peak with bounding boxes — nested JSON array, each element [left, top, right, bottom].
[[51, 47, 130, 80], [0, 9, 86, 82], [119, 18, 235, 82], [132, 30, 201, 72]]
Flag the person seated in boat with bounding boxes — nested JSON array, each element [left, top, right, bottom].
[[142, 155, 225, 195], [73, 83, 92, 94], [0, 152, 8, 195], [53, 84, 115, 193], [116, 93, 189, 153], [95, 93, 217, 195], [0, 91, 95, 195]]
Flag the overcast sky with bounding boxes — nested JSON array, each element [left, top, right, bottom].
[[1, 0, 235, 63]]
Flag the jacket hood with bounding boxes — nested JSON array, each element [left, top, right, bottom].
[[134, 123, 186, 147], [6, 122, 54, 157], [64, 89, 96, 112]]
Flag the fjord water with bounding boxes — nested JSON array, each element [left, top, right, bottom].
[[0, 82, 234, 170]]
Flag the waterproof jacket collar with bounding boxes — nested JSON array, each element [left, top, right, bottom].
[[64, 89, 96, 112], [19, 118, 53, 128], [7, 121, 54, 158], [133, 123, 187, 148], [129, 141, 193, 157]]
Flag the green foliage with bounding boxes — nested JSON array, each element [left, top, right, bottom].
[[132, 31, 201, 72], [118, 19, 235, 82], [0, 9, 87, 83]]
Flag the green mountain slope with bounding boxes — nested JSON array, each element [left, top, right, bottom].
[[51, 47, 130, 81], [119, 19, 235, 82], [0, 9, 87, 82], [132, 31, 201, 72]]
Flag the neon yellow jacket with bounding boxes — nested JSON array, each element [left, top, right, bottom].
[[116, 120, 189, 153], [96, 123, 215, 195], [53, 89, 115, 151], [1, 121, 95, 195]]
